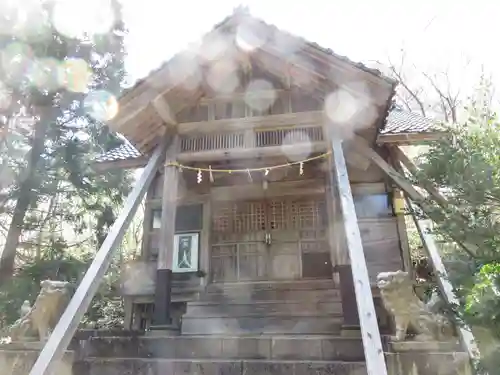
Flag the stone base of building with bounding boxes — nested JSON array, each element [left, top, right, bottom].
[[0, 341, 74, 375]]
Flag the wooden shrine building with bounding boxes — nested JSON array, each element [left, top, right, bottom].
[[80, 8, 456, 375], [97, 8, 444, 335]]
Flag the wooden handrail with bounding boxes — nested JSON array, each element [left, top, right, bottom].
[[29, 141, 168, 375], [330, 138, 388, 375], [407, 197, 483, 371]]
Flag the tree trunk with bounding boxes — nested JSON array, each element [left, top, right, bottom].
[[0, 107, 51, 286]]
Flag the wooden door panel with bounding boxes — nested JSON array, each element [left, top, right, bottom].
[[211, 245, 237, 282], [272, 254, 300, 279], [210, 193, 330, 282]]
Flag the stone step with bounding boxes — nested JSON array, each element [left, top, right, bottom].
[[81, 335, 364, 361], [200, 287, 341, 303], [206, 279, 337, 293], [73, 358, 367, 375], [181, 316, 343, 335], [184, 300, 343, 317]]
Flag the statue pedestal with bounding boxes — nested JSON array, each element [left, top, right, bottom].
[[386, 340, 472, 375], [0, 342, 74, 375]]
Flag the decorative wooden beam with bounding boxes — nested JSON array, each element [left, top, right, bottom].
[[177, 110, 324, 134], [351, 136, 429, 204], [376, 132, 446, 145], [408, 199, 483, 372], [151, 135, 180, 330], [29, 141, 168, 375], [330, 138, 388, 375], [108, 103, 151, 132], [152, 94, 177, 125], [392, 146, 449, 208]]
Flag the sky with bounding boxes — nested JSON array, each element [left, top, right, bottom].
[[120, 0, 500, 92]]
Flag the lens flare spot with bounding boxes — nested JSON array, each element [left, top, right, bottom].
[[281, 130, 312, 163], [165, 51, 202, 90], [0, 82, 12, 110], [52, 0, 115, 39], [28, 58, 62, 92], [236, 20, 267, 52], [207, 60, 240, 94], [1, 42, 33, 85], [324, 89, 360, 124], [272, 30, 302, 58], [60, 58, 92, 93], [84, 90, 118, 121], [199, 32, 231, 62], [10, 0, 50, 41], [244, 79, 276, 113]]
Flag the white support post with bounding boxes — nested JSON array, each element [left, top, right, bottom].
[[330, 138, 388, 375], [29, 142, 167, 375]]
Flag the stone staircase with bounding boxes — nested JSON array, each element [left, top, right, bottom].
[[182, 279, 344, 335], [73, 279, 370, 375], [73, 335, 367, 375]]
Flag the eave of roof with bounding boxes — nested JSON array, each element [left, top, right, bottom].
[[96, 107, 440, 170]]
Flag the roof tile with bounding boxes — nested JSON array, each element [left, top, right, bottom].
[[95, 143, 143, 163], [380, 106, 436, 135]]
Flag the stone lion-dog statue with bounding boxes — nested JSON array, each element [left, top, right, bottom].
[[377, 270, 455, 342], [6, 280, 72, 342]]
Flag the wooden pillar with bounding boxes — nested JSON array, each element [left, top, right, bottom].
[[388, 147, 412, 276], [199, 200, 211, 287], [151, 135, 179, 331], [123, 298, 133, 330], [325, 156, 338, 280], [330, 138, 388, 375], [337, 264, 359, 326]]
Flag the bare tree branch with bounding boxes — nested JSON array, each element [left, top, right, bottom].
[[387, 54, 427, 116]]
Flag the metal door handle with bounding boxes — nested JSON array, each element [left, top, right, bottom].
[[265, 233, 272, 245]]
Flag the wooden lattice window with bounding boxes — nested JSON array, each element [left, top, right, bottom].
[[180, 132, 245, 152], [269, 199, 286, 230], [210, 196, 331, 282], [255, 127, 323, 148], [212, 200, 266, 234]]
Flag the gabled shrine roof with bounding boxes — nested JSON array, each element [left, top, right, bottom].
[[119, 7, 395, 101], [107, 7, 397, 154]]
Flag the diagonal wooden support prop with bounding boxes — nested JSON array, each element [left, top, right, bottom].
[[29, 141, 167, 375], [350, 135, 479, 255], [408, 199, 483, 372], [351, 136, 431, 206], [330, 138, 388, 375], [392, 146, 483, 255], [392, 146, 449, 208]]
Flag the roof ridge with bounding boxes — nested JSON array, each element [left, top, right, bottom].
[[118, 10, 396, 102]]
